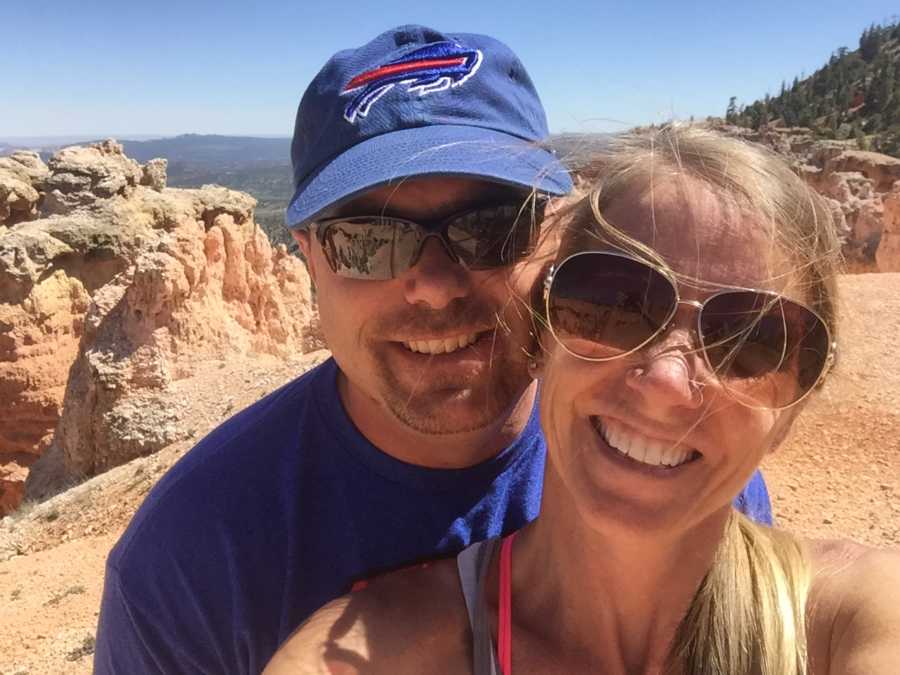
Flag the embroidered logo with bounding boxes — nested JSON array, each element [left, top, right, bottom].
[[341, 41, 483, 124]]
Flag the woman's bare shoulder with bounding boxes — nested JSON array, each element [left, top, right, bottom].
[[263, 557, 471, 675], [806, 538, 900, 674]]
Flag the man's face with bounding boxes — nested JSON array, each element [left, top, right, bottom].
[[294, 177, 544, 436]]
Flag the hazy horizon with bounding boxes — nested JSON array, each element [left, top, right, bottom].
[[0, 133, 292, 147], [0, 130, 615, 151]]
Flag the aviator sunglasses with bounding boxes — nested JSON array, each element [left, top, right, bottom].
[[309, 199, 547, 280], [543, 250, 836, 410]]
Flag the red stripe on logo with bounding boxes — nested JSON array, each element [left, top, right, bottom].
[[344, 57, 467, 90]]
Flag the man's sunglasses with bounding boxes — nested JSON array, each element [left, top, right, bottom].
[[309, 200, 546, 280], [543, 251, 836, 410]]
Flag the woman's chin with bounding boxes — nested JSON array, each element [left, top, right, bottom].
[[551, 418, 725, 535]]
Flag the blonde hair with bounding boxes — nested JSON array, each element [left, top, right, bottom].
[[671, 512, 811, 674], [554, 124, 843, 674], [570, 124, 841, 340]]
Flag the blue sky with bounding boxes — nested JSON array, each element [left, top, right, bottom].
[[4, 0, 898, 139]]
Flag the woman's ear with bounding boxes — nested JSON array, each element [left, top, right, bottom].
[[524, 259, 555, 382], [527, 353, 545, 380]]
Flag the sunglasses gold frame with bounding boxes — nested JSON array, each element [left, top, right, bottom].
[[543, 250, 837, 410]]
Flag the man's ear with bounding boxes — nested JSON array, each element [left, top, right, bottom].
[[291, 230, 317, 285]]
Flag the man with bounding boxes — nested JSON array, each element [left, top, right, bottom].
[[94, 26, 770, 674]]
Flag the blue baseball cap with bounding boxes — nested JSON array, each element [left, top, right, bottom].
[[286, 25, 573, 229]]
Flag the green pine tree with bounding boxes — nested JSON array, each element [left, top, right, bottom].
[[726, 96, 739, 124]]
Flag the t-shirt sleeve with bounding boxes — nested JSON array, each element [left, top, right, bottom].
[[94, 562, 179, 675], [94, 553, 238, 675], [90, 377, 325, 674]]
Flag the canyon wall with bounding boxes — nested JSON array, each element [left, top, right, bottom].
[[1, 141, 319, 512]]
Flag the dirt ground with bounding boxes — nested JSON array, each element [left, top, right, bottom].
[[0, 274, 897, 675], [763, 274, 900, 546]]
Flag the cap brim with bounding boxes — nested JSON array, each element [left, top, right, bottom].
[[285, 125, 572, 229]]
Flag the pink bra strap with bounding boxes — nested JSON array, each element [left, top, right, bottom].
[[497, 531, 517, 675]]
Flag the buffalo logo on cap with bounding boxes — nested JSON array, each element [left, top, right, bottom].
[[341, 41, 483, 124]]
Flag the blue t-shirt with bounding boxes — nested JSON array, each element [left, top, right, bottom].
[[93, 358, 770, 674]]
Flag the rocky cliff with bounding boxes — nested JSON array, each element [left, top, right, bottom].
[[0, 141, 319, 514], [715, 123, 900, 272]]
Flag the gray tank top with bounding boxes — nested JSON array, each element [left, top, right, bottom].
[[457, 538, 502, 675]]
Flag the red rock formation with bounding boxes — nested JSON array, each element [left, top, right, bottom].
[[714, 123, 900, 272], [822, 150, 900, 193], [0, 271, 89, 460], [876, 184, 900, 272], [0, 459, 27, 514], [0, 141, 319, 512], [808, 154, 900, 270]]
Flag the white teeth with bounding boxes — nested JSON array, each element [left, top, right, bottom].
[[608, 425, 622, 452], [403, 332, 478, 355], [660, 448, 678, 466], [642, 440, 664, 467], [660, 447, 687, 467], [598, 418, 695, 469]]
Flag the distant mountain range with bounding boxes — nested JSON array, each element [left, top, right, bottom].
[[115, 136, 295, 245], [1, 133, 614, 247], [113, 134, 292, 165], [0, 133, 294, 180], [1, 134, 296, 246], [0, 134, 164, 151]]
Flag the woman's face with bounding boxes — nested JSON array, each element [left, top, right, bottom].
[[539, 178, 805, 534]]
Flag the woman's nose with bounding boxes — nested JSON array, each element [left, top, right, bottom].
[[625, 352, 703, 409]]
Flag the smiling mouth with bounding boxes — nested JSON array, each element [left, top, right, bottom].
[[590, 416, 701, 469], [401, 331, 487, 355]]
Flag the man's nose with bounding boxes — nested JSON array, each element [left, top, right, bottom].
[[402, 237, 470, 309], [625, 351, 703, 410]]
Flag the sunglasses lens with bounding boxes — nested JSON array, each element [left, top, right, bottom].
[[318, 219, 420, 280], [318, 201, 542, 280], [447, 202, 543, 269], [548, 253, 676, 359], [700, 292, 830, 408]]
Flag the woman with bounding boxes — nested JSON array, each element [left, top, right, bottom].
[[264, 126, 900, 674]]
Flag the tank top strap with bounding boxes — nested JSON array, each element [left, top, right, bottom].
[[457, 537, 502, 675], [497, 531, 517, 675]]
